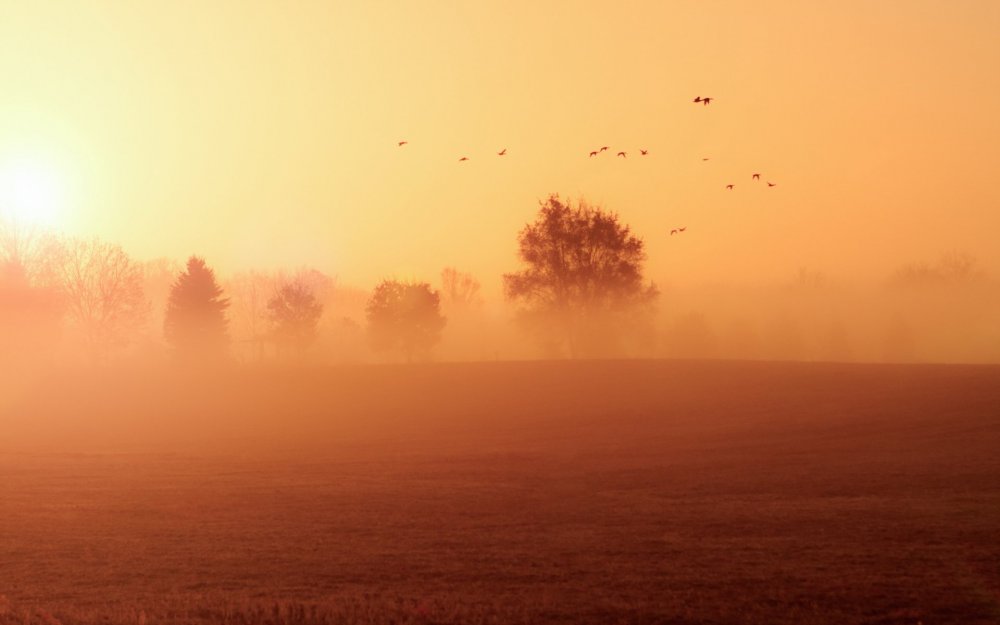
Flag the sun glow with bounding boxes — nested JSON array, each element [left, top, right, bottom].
[[0, 156, 67, 228]]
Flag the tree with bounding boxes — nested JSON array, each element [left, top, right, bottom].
[[227, 270, 277, 360], [267, 279, 324, 356], [366, 280, 446, 361], [164, 256, 230, 359], [0, 260, 62, 365], [889, 251, 984, 288], [440, 267, 483, 312], [0, 218, 60, 287], [503, 195, 658, 357], [46, 237, 148, 358]]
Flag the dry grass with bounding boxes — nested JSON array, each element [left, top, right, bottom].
[[1, 360, 999, 624]]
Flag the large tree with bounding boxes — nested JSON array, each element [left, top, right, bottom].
[[503, 195, 658, 357], [366, 280, 446, 361], [164, 256, 230, 359]]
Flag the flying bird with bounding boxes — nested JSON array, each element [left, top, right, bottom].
[[702, 157, 710, 161], [752, 173, 760, 180], [640, 149, 648, 156], [701, 97, 713, 105], [767, 182, 776, 187], [589, 151, 598, 157], [497, 148, 506, 156], [458, 156, 469, 162], [670, 227, 686, 236], [617, 151, 627, 158], [397, 141, 408, 146], [679, 227, 686, 232], [600, 146, 609, 152], [670, 229, 678, 235], [693, 97, 702, 103], [726, 184, 734, 190]]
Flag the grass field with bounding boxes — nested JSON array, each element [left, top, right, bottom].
[[1, 360, 999, 624]]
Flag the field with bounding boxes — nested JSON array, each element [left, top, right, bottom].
[[1, 360, 999, 624]]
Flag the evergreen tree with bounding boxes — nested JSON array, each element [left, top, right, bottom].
[[164, 256, 230, 358]]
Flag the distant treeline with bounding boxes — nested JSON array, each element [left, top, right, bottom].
[[2, 198, 997, 366]]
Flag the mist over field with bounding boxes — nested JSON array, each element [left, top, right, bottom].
[[3, 1, 1000, 623]]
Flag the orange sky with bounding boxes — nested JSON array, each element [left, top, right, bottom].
[[2, 1, 999, 295]]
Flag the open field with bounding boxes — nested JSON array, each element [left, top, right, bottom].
[[1, 360, 999, 624]]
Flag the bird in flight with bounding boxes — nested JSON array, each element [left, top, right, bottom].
[[767, 182, 776, 187], [752, 173, 760, 180], [640, 149, 648, 156], [398, 141, 408, 146], [702, 157, 710, 161], [679, 227, 686, 232], [497, 148, 507, 156], [458, 156, 469, 162], [726, 184, 734, 190], [600, 146, 609, 152], [617, 151, 627, 158], [589, 151, 598, 157], [670, 229, 678, 235], [693, 96, 713, 105]]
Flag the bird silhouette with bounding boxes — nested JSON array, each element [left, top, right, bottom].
[[693, 97, 702, 103], [640, 149, 648, 156], [398, 141, 408, 146], [752, 173, 760, 180], [670, 229, 678, 235], [726, 184, 734, 190], [589, 151, 598, 157], [767, 182, 776, 187], [617, 151, 627, 158], [702, 157, 710, 161], [497, 148, 506, 156], [679, 227, 686, 232], [701, 97, 713, 105], [458, 157, 469, 162], [600, 146, 609, 152]]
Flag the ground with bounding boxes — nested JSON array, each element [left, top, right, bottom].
[[1, 360, 998, 624]]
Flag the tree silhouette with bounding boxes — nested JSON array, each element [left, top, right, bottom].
[[365, 279, 446, 361], [503, 195, 658, 357], [164, 256, 230, 359], [267, 279, 323, 356], [440, 267, 483, 312], [47, 237, 148, 358]]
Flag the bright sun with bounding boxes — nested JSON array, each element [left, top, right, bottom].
[[0, 156, 66, 228]]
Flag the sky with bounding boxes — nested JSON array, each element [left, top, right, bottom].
[[1, 0, 999, 296]]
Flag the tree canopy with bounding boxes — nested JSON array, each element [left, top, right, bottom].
[[503, 195, 657, 357], [267, 279, 324, 356], [365, 280, 446, 361]]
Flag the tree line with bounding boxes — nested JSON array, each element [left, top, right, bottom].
[[1, 195, 658, 364]]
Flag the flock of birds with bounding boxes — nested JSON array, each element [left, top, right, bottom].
[[396, 97, 779, 238]]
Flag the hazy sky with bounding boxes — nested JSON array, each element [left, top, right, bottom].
[[1, 1, 998, 295]]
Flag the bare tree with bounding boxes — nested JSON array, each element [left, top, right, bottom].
[[440, 267, 483, 312], [227, 270, 275, 358], [0, 218, 60, 287], [503, 195, 658, 357], [47, 237, 148, 358]]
